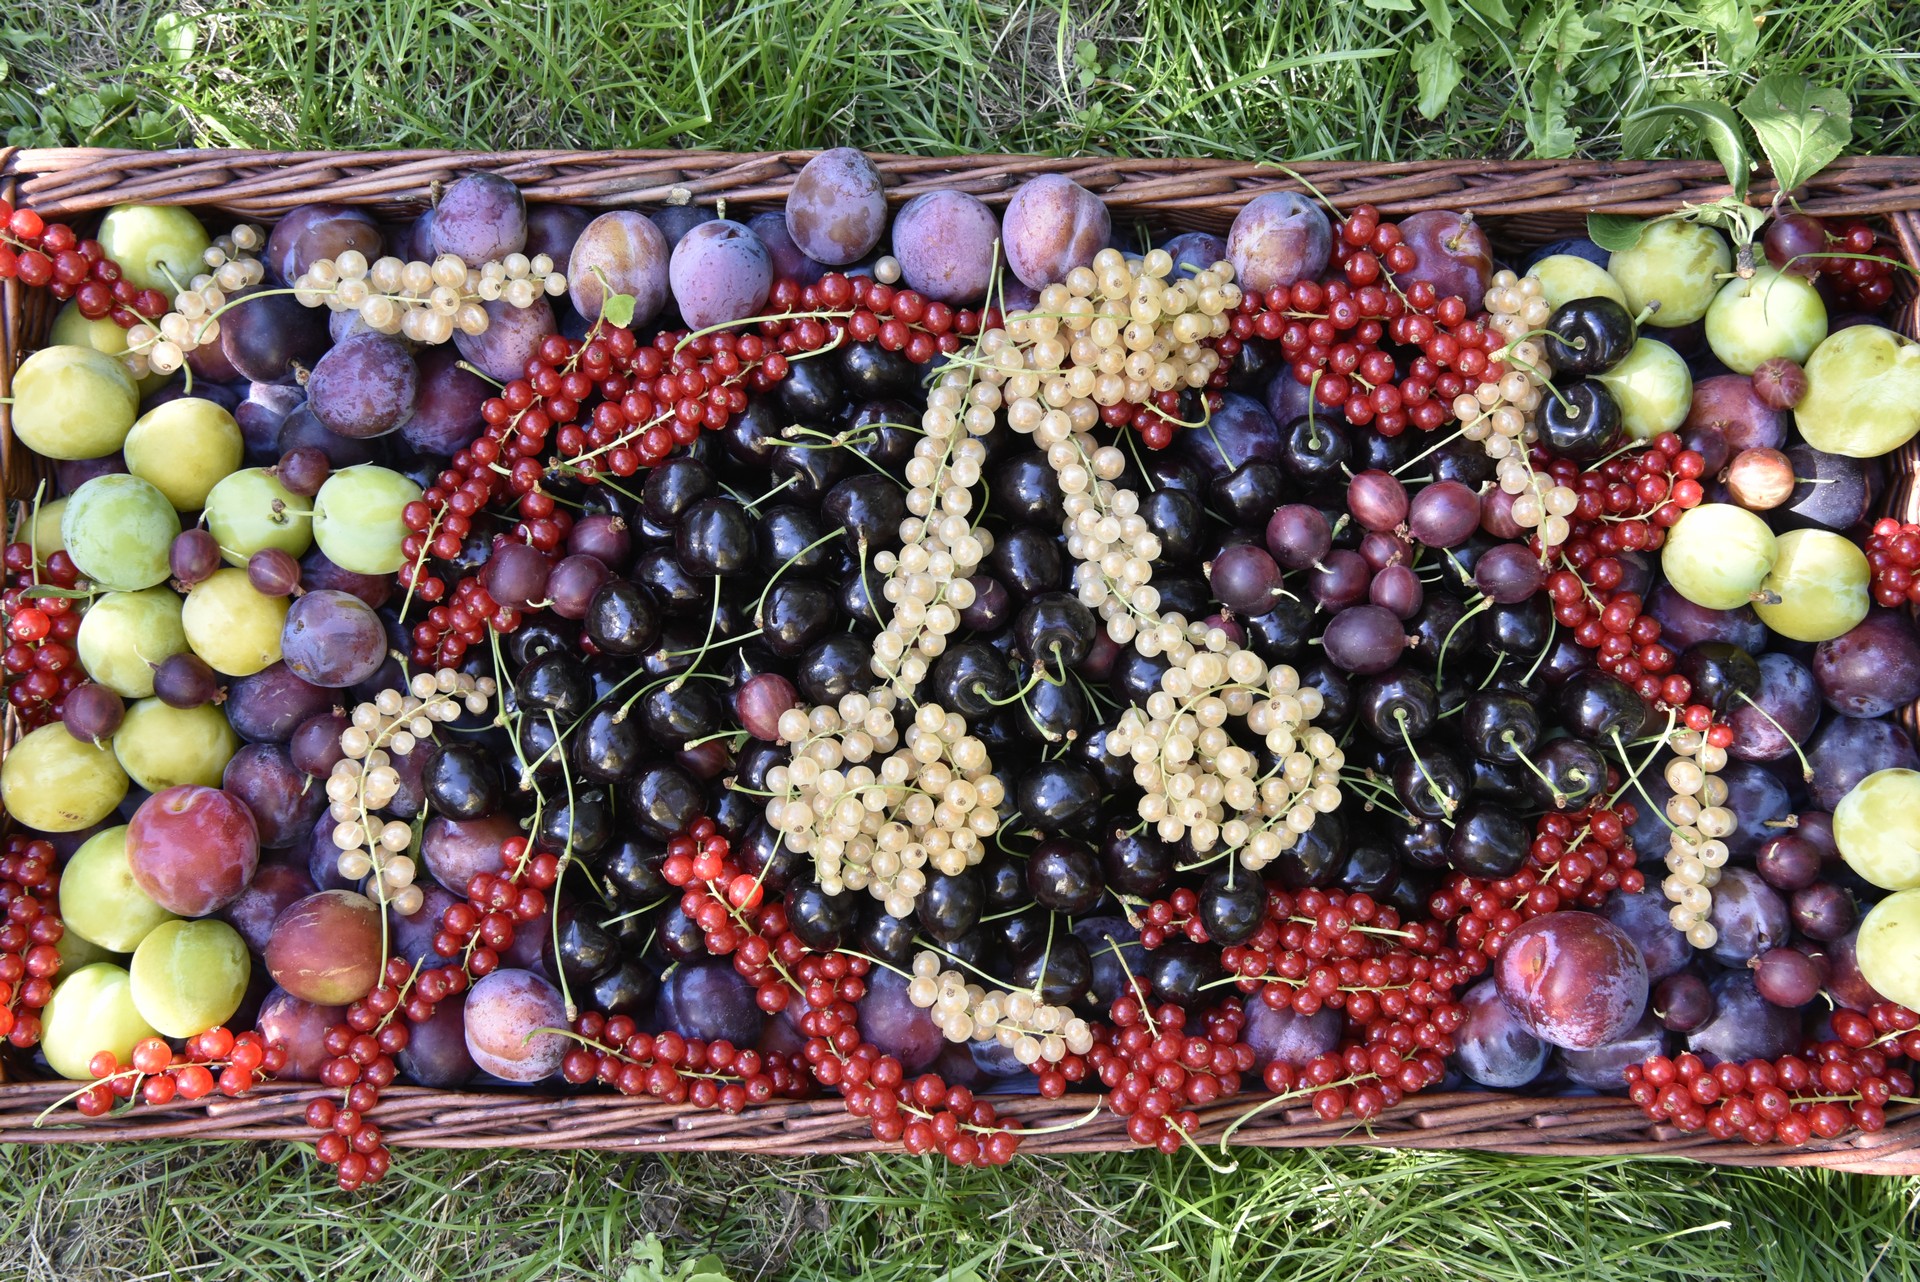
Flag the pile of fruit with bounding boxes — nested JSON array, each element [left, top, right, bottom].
[[4, 152, 1920, 1187]]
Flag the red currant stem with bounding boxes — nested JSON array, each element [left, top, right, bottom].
[[1096, 934, 1161, 1039], [834, 949, 915, 981], [1267, 165, 1347, 224], [1389, 425, 1469, 478], [395, 506, 446, 632], [1170, 1118, 1241, 1173], [1735, 691, 1814, 781], [1286, 915, 1415, 941], [1607, 726, 1684, 837], [34, 1071, 145, 1126], [1780, 250, 1918, 279], [1216, 1072, 1382, 1149], [914, 936, 1021, 993], [1001, 1099, 1107, 1136]]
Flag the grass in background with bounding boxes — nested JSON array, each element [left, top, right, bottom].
[[0, 0, 1917, 160], [2, 3, 1920, 1280]]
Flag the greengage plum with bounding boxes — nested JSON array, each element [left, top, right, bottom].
[[784, 148, 887, 266], [1753, 529, 1868, 642], [1592, 338, 1691, 439], [126, 784, 260, 915], [1225, 192, 1331, 296], [96, 204, 210, 293], [122, 397, 243, 511], [1704, 265, 1827, 374], [890, 190, 998, 304], [1607, 219, 1731, 327], [62, 474, 178, 591], [1660, 503, 1775, 611], [668, 221, 772, 331], [256, 986, 345, 1081], [1530, 254, 1627, 313], [182, 569, 290, 677], [129, 918, 249, 1037], [265, 890, 382, 1004], [311, 465, 422, 575], [60, 825, 177, 951], [203, 466, 313, 565], [1835, 768, 1920, 890], [567, 211, 671, 325], [76, 589, 187, 699], [1796, 324, 1920, 458], [1003, 174, 1110, 290], [41, 963, 159, 1080], [1494, 911, 1648, 1050]]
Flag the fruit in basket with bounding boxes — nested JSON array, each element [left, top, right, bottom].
[[1795, 324, 1920, 457], [890, 190, 998, 304], [785, 148, 888, 266], [0, 721, 128, 832], [667, 220, 772, 331], [126, 783, 259, 913], [129, 918, 250, 1037], [463, 968, 568, 1082], [255, 987, 346, 1081], [1606, 219, 1731, 326], [1494, 912, 1648, 1050], [180, 567, 290, 676], [1703, 265, 1827, 374], [1813, 610, 1920, 719], [310, 465, 423, 575], [280, 589, 388, 688], [1854, 887, 1920, 1010], [95, 203, 210, 293], [1452, 977, 1549, 1087], [263, 203, 383, 285], [60, 824, 179, 951], [203, 466, 314, 565], [61, 474, 179, 591], [1005, 173, 1112, 290], [1529, 253, 1627, 312], [1834, 768, 1920, 890], [1661, 503, 1777, 610], [26, 497, 66, 555], [1394, 210, 1494, 305], [1225, 191, 1330, 295], [75, 588, 188, 698], [265, 890, 382, 1004], [9, 345, 140, 460], [123, 398, 245, 510], [429, 173, 527, 267], [1753, 529, 1870, 642], [1590, 337, 1690, 439], [306, 334, 419, 438], [115, 698, 240, 790], [453, 297, 557, 382], [566, 211, 670, 324], [40, 962, 160, 1080]]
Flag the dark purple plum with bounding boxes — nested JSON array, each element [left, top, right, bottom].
[[1808, 717, 1920, 812], [785, 149, 887, 266], [567, 210, 671, 325], [668, 221, 772, 331], [1559, 1012, 1667, 1090], [429, 173, 528, 266], [398, 994, 478, 1088], [1599, 889, 1691, 980], [1783, 445, 1876, 531], [265, 204, 383, 285], [1706, 867, 1789, 965], [1494, 911, 1648, 1050], [280, 590, 387, 688], [454, 298, 557, 383], [1686, 971, 1803, 1064], [307, 334, 418, 438], [1452, 977, 1550, 1087], [890, 191, 997, 304], [1226, 192, 1332, 294], [1182, 392, 1282, 480], [1646, 583, 1768, 652], [221, 859, 318, 955], [1160, 230, 1229, 280], [524, 204, 593, 265], [224, 662, 334, 743], [1814, 611, 1920, 719], [1003, 174, 1109, 289], [747, 210, 825, 285], [222, 742, 326, 847], [1727, 652, 1818, 765], [219, 287, 329, 384], [401, 347, 490, 456], [1242, 999, 1342, 1070], [1684, 374, 1789, 452]]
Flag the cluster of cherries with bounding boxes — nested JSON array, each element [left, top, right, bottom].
[[3, 543, 87, 731], [1430, 803, 1645, 959], [0, 201, 169, 326], [0, 837, 64, 1050], [80, 1028, 282, 1116], [1865, 518, 1920, 609]]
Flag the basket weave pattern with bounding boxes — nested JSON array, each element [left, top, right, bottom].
[[4, 147, 1920, 1173]]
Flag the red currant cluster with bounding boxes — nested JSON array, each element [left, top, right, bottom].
[[80, 1029, 281, 1116], [1086, 992, 1253, 1152], [1627, 1040, 1913, 1145], [3, 543, 86, 731], [0, 836, 63, 1049], [0, 201, 168, 324], [1865, 518, 1920, 609], [1429, 804, 1645, 958], [560, 1012, 807, 1110], [1822, 222, 1897, 310], [763, 272, 977, 365], [1541, 434, 1707, 705], [405, 575, 507, 668], [303, 958, 441, 1190]]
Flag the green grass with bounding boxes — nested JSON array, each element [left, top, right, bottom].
[[5, 2, 1920, 1279]]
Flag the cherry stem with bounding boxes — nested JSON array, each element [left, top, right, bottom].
[[1394, 709, 1456, 821], [1502, 732, 1565, 808]]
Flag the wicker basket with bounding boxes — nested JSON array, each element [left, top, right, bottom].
[[5, 146, 1920, 1174]]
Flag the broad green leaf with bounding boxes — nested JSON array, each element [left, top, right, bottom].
[[154, 12, 196, 65], [1586, 213, 1653, 252], [1738, 75, 1852, 197], [1693, 0, 1759, 73], [1362, 0, 1416, 10], [1419, 0, 1454, 39], [1621, 99, 1751, 200], [66, 91, 103, 132], [1461, 0, 1514, 27], [1411, 39, 1464, 121], [1524, 68, 1578, 158]]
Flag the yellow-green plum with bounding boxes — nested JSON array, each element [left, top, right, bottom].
[[181, 568, 288, 676], [96, 204, 211, 294], [129, 919, 250, 1038], [76, 588, 189, 698], [203, 467, 313, 564], [1592, 338, 1691, 439], [311, 465, 421, 574], [27, 497, 66, 557], [62, 474, 179, 591], [1856, 888, 1920, 1011], [1753, 529, 1869, 643], [1796, 325, 1920, 459], [1530, 254, 1628, 313], [59, 825, 179, 953], [1661, 503, 1777, 611], [11, 345, 140, 460], [0, 723, 128, 832], [1704, 265, 1827, 375], [124, 398, 244, 511], [115, 698, 240, 791], [1835, 769, 1920, 891], [41, 963, 160, 1080], [1607, 219, 1732, 327], [48, 301, 168, 394]]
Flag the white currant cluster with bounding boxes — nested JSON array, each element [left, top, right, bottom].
[[1458, 270, 1579, 550], [323, 668, 497, 917], [291, 249, 567, 344], [905, 951, 1095, 1065], [125, 224, 269, 376], [763, 699, 1004, 918], [1657, 728, 1733, 947]]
